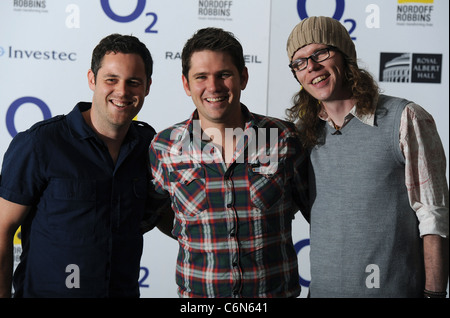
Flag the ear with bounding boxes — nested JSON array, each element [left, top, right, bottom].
[[182, 74, 192, 97], [145, 78, 152, 96], [240, 67, 249, 90], [87, 69, 96, 91]]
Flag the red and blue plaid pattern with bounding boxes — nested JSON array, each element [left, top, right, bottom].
[[149, 105, 308, 297]]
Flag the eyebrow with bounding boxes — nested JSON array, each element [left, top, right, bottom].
[[191, 69, 234, 77], [295, 46, 329, 59], [103, 73, 144, 81], [191, 71, 207, 77]]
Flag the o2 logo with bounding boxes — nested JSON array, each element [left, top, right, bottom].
[[297, 0, 357, 40], [100, 0, 158, 33], [139, 266, 150, 288], [6, 97, 52, 137], [294, 238, 310, 287]]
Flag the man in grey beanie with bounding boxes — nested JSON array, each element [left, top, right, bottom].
[[286, 16, 449, 298]]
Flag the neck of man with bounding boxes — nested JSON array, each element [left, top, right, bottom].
[[200, 111, 246, 166], [82, 108, 129, 165]]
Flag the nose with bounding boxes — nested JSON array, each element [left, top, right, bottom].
[[206, 76, 223, 93], [115, 80, 128, 96], [307, 59, 321, 71]]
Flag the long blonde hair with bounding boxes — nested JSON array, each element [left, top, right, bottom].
[[286, 56, 380, 148]]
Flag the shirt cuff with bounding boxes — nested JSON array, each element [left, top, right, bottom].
[[0, 187, 35, 206], [416, 206, 449, 238]]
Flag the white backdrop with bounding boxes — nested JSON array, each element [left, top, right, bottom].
[[1, 0, 448, 298]]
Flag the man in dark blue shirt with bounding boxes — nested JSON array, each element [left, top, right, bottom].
[[0, 34, 161, 297]]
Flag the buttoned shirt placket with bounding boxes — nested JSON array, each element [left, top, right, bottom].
[[199, 135, 244, 297]]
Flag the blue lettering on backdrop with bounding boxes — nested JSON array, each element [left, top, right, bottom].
[[6, 97, 51, 137], [297, 0, 356, 40], [294, 238, 310, 287], [139, 266, 150, 288], [100, 0, 158, 33], [100, 0, 146, 22], [297, 0, 345, 20]]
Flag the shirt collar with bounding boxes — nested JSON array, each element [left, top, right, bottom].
[[67, 102, 96, 140], [67, 102, 138, 142], [179, 103, 259, 141], [318, 104, 375, 128]]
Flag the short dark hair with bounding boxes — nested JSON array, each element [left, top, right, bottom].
[[182, 27, 245, 80], [91, 34, 153, 83]]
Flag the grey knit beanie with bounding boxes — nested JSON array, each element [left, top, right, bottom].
[[287, 16, 356, 63]]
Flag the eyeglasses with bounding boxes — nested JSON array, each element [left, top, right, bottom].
[[289, 48, 332, 72]]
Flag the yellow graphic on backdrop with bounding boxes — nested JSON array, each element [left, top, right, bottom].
[[398, 0, 433, 3], [14, 226, 21, 245]]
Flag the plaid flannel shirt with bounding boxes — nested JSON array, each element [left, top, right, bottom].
[[149, 105, 308, 298]]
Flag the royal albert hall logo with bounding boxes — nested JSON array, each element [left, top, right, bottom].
[[379, 53, 442, 84]]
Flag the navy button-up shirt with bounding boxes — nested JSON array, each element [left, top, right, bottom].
[[0, 102, 156, 297]]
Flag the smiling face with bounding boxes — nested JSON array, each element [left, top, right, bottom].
[[292, 44, 350, 103], [88, 52, 150, 134], [182, 50, 248, 129]]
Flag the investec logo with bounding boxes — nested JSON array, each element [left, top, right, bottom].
[[0, 45, 77, 62]]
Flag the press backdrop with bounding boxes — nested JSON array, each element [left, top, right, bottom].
[[1, 0, 448, 298]]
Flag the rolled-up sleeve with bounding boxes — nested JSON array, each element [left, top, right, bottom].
[[400, 103, 449, 237]]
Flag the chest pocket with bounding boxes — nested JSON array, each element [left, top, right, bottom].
[[248, 162, 286, 210], [132, 177, 147, 199], [169, 167, 208, 216], [46, 178, 96, 238]]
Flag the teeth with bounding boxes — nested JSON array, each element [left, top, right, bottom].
[[206, 97, 226, 102], [111, 100, 131, 107], [312, 75, 327, 85]]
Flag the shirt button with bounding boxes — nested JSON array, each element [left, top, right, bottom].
[[227, 203, 232, 208]]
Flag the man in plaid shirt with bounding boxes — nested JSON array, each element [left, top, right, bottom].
[[150, 27, 309, 298]]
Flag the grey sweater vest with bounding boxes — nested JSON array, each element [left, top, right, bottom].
[[309, 94, 424, 298]]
